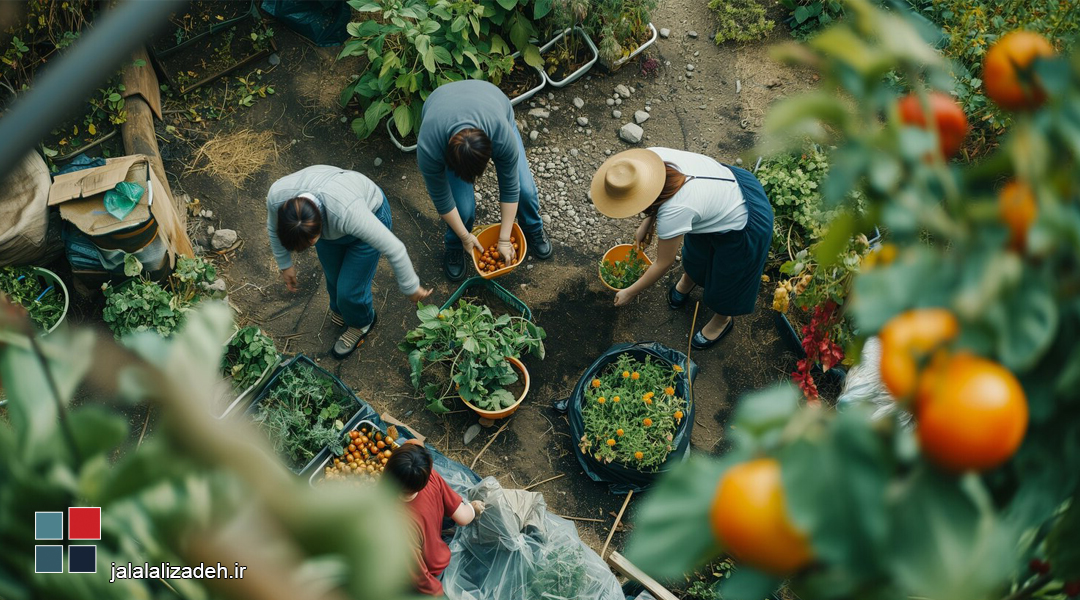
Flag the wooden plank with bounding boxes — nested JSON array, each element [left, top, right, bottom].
[[607, 551, 680, 600], [121, 47, 162, 119]]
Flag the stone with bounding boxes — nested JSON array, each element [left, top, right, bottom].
[[615, 84, 631, 98], [373, 157, 383, 167], [688, 30, 699, 38], [694, 51, 700, 57], [735, 157, 743, 166], [577, 116, 589, 127], [634, 110, 650, 124], [686, 64, 695, 71], [211, 228, 238, 250], [570, 148, 579, 157], [619, 123, 644, 144], [659, 27, 671, 38], [542, 214, 552, 225], [612, 109, 622, 118], [529, 130, 539, 141], [340, 116, 348, 123], [527, 108, 550, 119], [686, 72, 694, 79], [645, 106, 652, 112], [548, 92, 555, 100], [268, 53, 281, 66], [606, 98, 615, 106], [573, 97, 584, 109], [615, 98, 622, 105], [207, 226, 215, 235]]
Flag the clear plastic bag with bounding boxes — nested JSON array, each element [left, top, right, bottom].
[[837, 337, 911, 426], [442, 477, 624, 600]]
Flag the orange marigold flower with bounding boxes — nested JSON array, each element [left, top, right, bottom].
[[674, 410, 684, 421], [643, 418, 653, 427], [613, 396, 621, 403], [616, 429, 625, 437], [622, 371, 630, 378], [606, 438, 616, 446], [645, 398, 653, 405], [664, 386, 675, 396], [631, 371, 640, 380], [673, 364, 684, 373], [591, 379, 602, 388], [643, 391, 654, 399], [634, 451, 644, 460], [597, 397, 606, 404]]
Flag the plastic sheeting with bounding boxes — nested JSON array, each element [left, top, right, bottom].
[[260, 0, 351, 46], [836, 337, 911, 426], [442, 477, 624, 600], [556, 341, 698, 494]]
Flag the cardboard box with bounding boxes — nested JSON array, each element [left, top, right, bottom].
[[48, 155, 193, 263]]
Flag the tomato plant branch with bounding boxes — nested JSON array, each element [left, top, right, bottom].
[[1001, 574, 1053, 600]]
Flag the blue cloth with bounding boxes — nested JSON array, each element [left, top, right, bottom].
[[442, 123, 543, 250], [681, 165, 774, 316], [314, 195, 391, 328]]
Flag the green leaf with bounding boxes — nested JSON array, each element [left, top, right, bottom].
[[496, 0, 516, 10], [533, 0, 552, 19], [1046, 491, 1080, 580], [794, 5, 810, 23], [994, 277, 1058, 372], [780, 407, 890, 574], [728, 384, 799, 451], [813, 212, 855, 267], [490, 388, 515, 408], [431, 45, 453, 65], [393, 104, 412, 137], [719, 567, 781, 600], [123, 253, 144, 277], [625, 454, 736, 579], [523, 44, 542, 68]]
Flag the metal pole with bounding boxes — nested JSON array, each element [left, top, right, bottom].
[[0, 0, 188, 181]]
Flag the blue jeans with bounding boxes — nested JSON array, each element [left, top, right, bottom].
[[443, 124, 543, 250], [314, 194, 391, 329]]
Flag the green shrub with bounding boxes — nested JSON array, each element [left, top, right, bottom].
[[779, 0, 844, 39], [339, 0, 542, 140], [708, 0, 775, 44], [907, 0, 1080, 155]]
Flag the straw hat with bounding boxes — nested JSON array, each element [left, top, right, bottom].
[[590, 149, 666, 219]]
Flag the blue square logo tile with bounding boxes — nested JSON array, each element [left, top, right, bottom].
[[35, 512, 63, 540], [68, 545, 96, 574], [35, 545, 63, 573]]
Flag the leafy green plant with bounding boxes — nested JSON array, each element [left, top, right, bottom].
[[543, 0, 591, 79], [907, 0, 1080, 156], [580, 354, 686, 470], [338, 0, 542, 140], [221, 326, 278, 392], [599, 248, 648, 289], [102, 255, 223, 338], [253, 362, 351, 471], [526, 544, 591, 600], [779, 0, 844, 39], [399, 301, 545, 413], [587, 0, 658, 63], [708, 0, 775, 45], [758, 146, 864, 252], [0, 267, 65, 331]]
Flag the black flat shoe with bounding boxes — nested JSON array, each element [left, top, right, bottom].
[[691, 317, 734, 350], [668, 283, 693, 309], [444, 247, 465, 281]]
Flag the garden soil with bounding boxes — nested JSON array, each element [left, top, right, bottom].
[[74, 0, 822, 560]]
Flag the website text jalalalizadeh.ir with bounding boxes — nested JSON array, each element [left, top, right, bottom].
[[109, 561, 247, 583]]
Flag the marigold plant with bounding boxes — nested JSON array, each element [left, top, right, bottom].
[[580, 354, 687, 470]]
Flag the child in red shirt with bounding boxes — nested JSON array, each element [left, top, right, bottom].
[[385, 441, 484, 596]]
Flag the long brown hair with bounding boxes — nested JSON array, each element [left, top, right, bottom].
[[641, 162, 689, 246]]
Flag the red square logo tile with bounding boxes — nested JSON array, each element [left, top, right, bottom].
[[68, 507, 101, 540]]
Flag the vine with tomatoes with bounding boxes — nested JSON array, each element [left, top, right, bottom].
[[625, 2, 1080, 600]]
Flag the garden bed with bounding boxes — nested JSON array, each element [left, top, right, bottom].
[[540, 27, 599, 87], [498, 55, 545, 107], [245, 355, 363, 475]]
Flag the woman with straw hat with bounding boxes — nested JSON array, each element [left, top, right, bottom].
[[590, 148, 774, 350]]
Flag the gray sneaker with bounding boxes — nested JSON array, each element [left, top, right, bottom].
[[331, 311, 377, 359]]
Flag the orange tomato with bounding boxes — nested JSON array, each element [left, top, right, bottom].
[[915, 352, 1028, 472], [879, 308, 960, 399], [999, 180, 1037, 250], [709, 458, 813, 575], [984, 31, 1055, 111], [897, 92, 968, 159]]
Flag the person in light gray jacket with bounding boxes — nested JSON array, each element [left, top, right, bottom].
[[267, 165, 431, 359]]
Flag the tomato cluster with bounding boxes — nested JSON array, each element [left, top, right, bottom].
[[323, 426, 397, 481], [476, 236, 518, 274]]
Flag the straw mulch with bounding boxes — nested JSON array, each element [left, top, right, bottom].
[[188, 129, 278, 187]]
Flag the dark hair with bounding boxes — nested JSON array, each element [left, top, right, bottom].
[[385, 444, 433, 495], [641, 162, 689, 246], [277, 196, 322, 251], [446, 128, 492, 183]]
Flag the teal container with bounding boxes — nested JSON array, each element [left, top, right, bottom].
[[440, 276, 532, 322]]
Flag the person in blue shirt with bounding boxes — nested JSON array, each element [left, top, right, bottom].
[[417, 80, 552, 281]]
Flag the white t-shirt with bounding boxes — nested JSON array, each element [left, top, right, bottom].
[[650, 148, 748, 240]]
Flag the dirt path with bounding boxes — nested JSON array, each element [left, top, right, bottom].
[[153, 0, 817, 559]]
